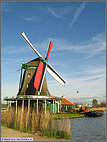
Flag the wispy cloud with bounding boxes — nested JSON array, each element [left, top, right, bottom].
[[68, 94, 106, 104], [2, 45, 28, 55], [48, 67, 106, 87], [47, 6, 73, 18], [47, 66, 106, 100], [35, 33, 105, 59], [70, 1, 87, 27], [47, 7, 61, 18], [21, 16, 39, 22], [2, 33, 105, 74], [2, 33, 105, 61], [83, 67, 106, 75], [74, 34, 106, 59]]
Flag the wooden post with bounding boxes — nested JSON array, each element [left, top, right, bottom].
[[58, 101, 59, 113], [53, 99, 54, 113], [26, 98, 30, 130], [45, 99, 46, 114], [22, 99, 24, 113], [28, 98, 30, 112], [37, 99, 38, 113], [60, 101, 61, 110], [7, 101, 9, 108], [55, 101, 56, 113], [73, 105, 74, 109], [20, 99, 24, 131], [10, 100, 11, 108], [16, 100, 17, 114]]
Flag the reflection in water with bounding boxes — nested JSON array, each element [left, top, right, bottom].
[[48, 118, 71, 134]]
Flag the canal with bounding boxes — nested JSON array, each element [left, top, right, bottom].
[[70, 111, 106, 141]]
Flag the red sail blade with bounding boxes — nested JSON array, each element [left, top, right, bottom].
[[38, 63, 47, 92], [34, 61, 44, 90], [46, 41, 53, 62]]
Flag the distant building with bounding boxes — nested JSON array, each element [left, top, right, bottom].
[[78, 104, 82, 108], [60, 98, 74, 113], [88, 104, 92, 108], [55, 97, 74, 113]]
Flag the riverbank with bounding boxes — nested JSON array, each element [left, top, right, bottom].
[[51, 113, 85, 119], [1, 125, 76, 141], [1, 107, 73, 140], [90, 107, 106, 111], [75, 107, 106, 112]]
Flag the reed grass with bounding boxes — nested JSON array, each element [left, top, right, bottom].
[[1, 106, 72, 139], [43, 128, 72, 139], [1, 106, 50, 133]]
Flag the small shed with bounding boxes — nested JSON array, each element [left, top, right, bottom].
[[59, 98, 74, 113]]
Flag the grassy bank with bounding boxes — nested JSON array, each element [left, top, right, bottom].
[[43, 128, 72, 139], [51, 113, 85, 119]]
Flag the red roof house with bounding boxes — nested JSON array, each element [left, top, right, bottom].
[[59, 98, 74, 106]]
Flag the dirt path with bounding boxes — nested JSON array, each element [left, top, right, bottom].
[[1, 126, 76, 141]]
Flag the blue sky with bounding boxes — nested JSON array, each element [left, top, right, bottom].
[[1, 1, 106, 104]]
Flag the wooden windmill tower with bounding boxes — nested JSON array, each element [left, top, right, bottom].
[[17, 32, 66, 97]]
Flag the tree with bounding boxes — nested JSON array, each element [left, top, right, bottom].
[[92, 99, 98, 107], [100, 101, 106, 107]]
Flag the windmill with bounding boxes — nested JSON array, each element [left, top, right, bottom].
[[17, 32, 66, 96]]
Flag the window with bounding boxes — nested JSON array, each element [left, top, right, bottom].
[[28, 73, 30, 78]]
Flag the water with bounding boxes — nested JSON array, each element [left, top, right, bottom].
[[70, 111, 106, 141], [48, 112, 106, 141]]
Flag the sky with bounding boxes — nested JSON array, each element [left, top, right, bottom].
[[1, 1, 106, 104]]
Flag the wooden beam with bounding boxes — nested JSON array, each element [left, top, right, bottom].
[[22, 99, 24, 113], [16, 100, 17, 114], [28, 98, 30, 112], [60, 101, 61, 110], [58, 101, 59, 113], [37, 99, 38, 113], [55, 101, 56, 113], [10, 100, 11, 108], [45, 99, 46, 114], [7, 101, 9, 108], [53, 99, 54, 113]]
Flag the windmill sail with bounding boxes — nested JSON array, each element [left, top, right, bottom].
[[21, 32, 42, 58], [34, 61, 47, 93], [45, 41, 53, 62], [46, 63, 66, 86], [34, 61, 44, 90], [38, 63, 47, 92]]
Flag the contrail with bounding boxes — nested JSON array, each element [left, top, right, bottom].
[[70, 1, 87, 27]]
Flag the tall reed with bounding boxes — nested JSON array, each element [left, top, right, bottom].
[[1, 106, 50, 133], [1, 106, 72, 139]]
